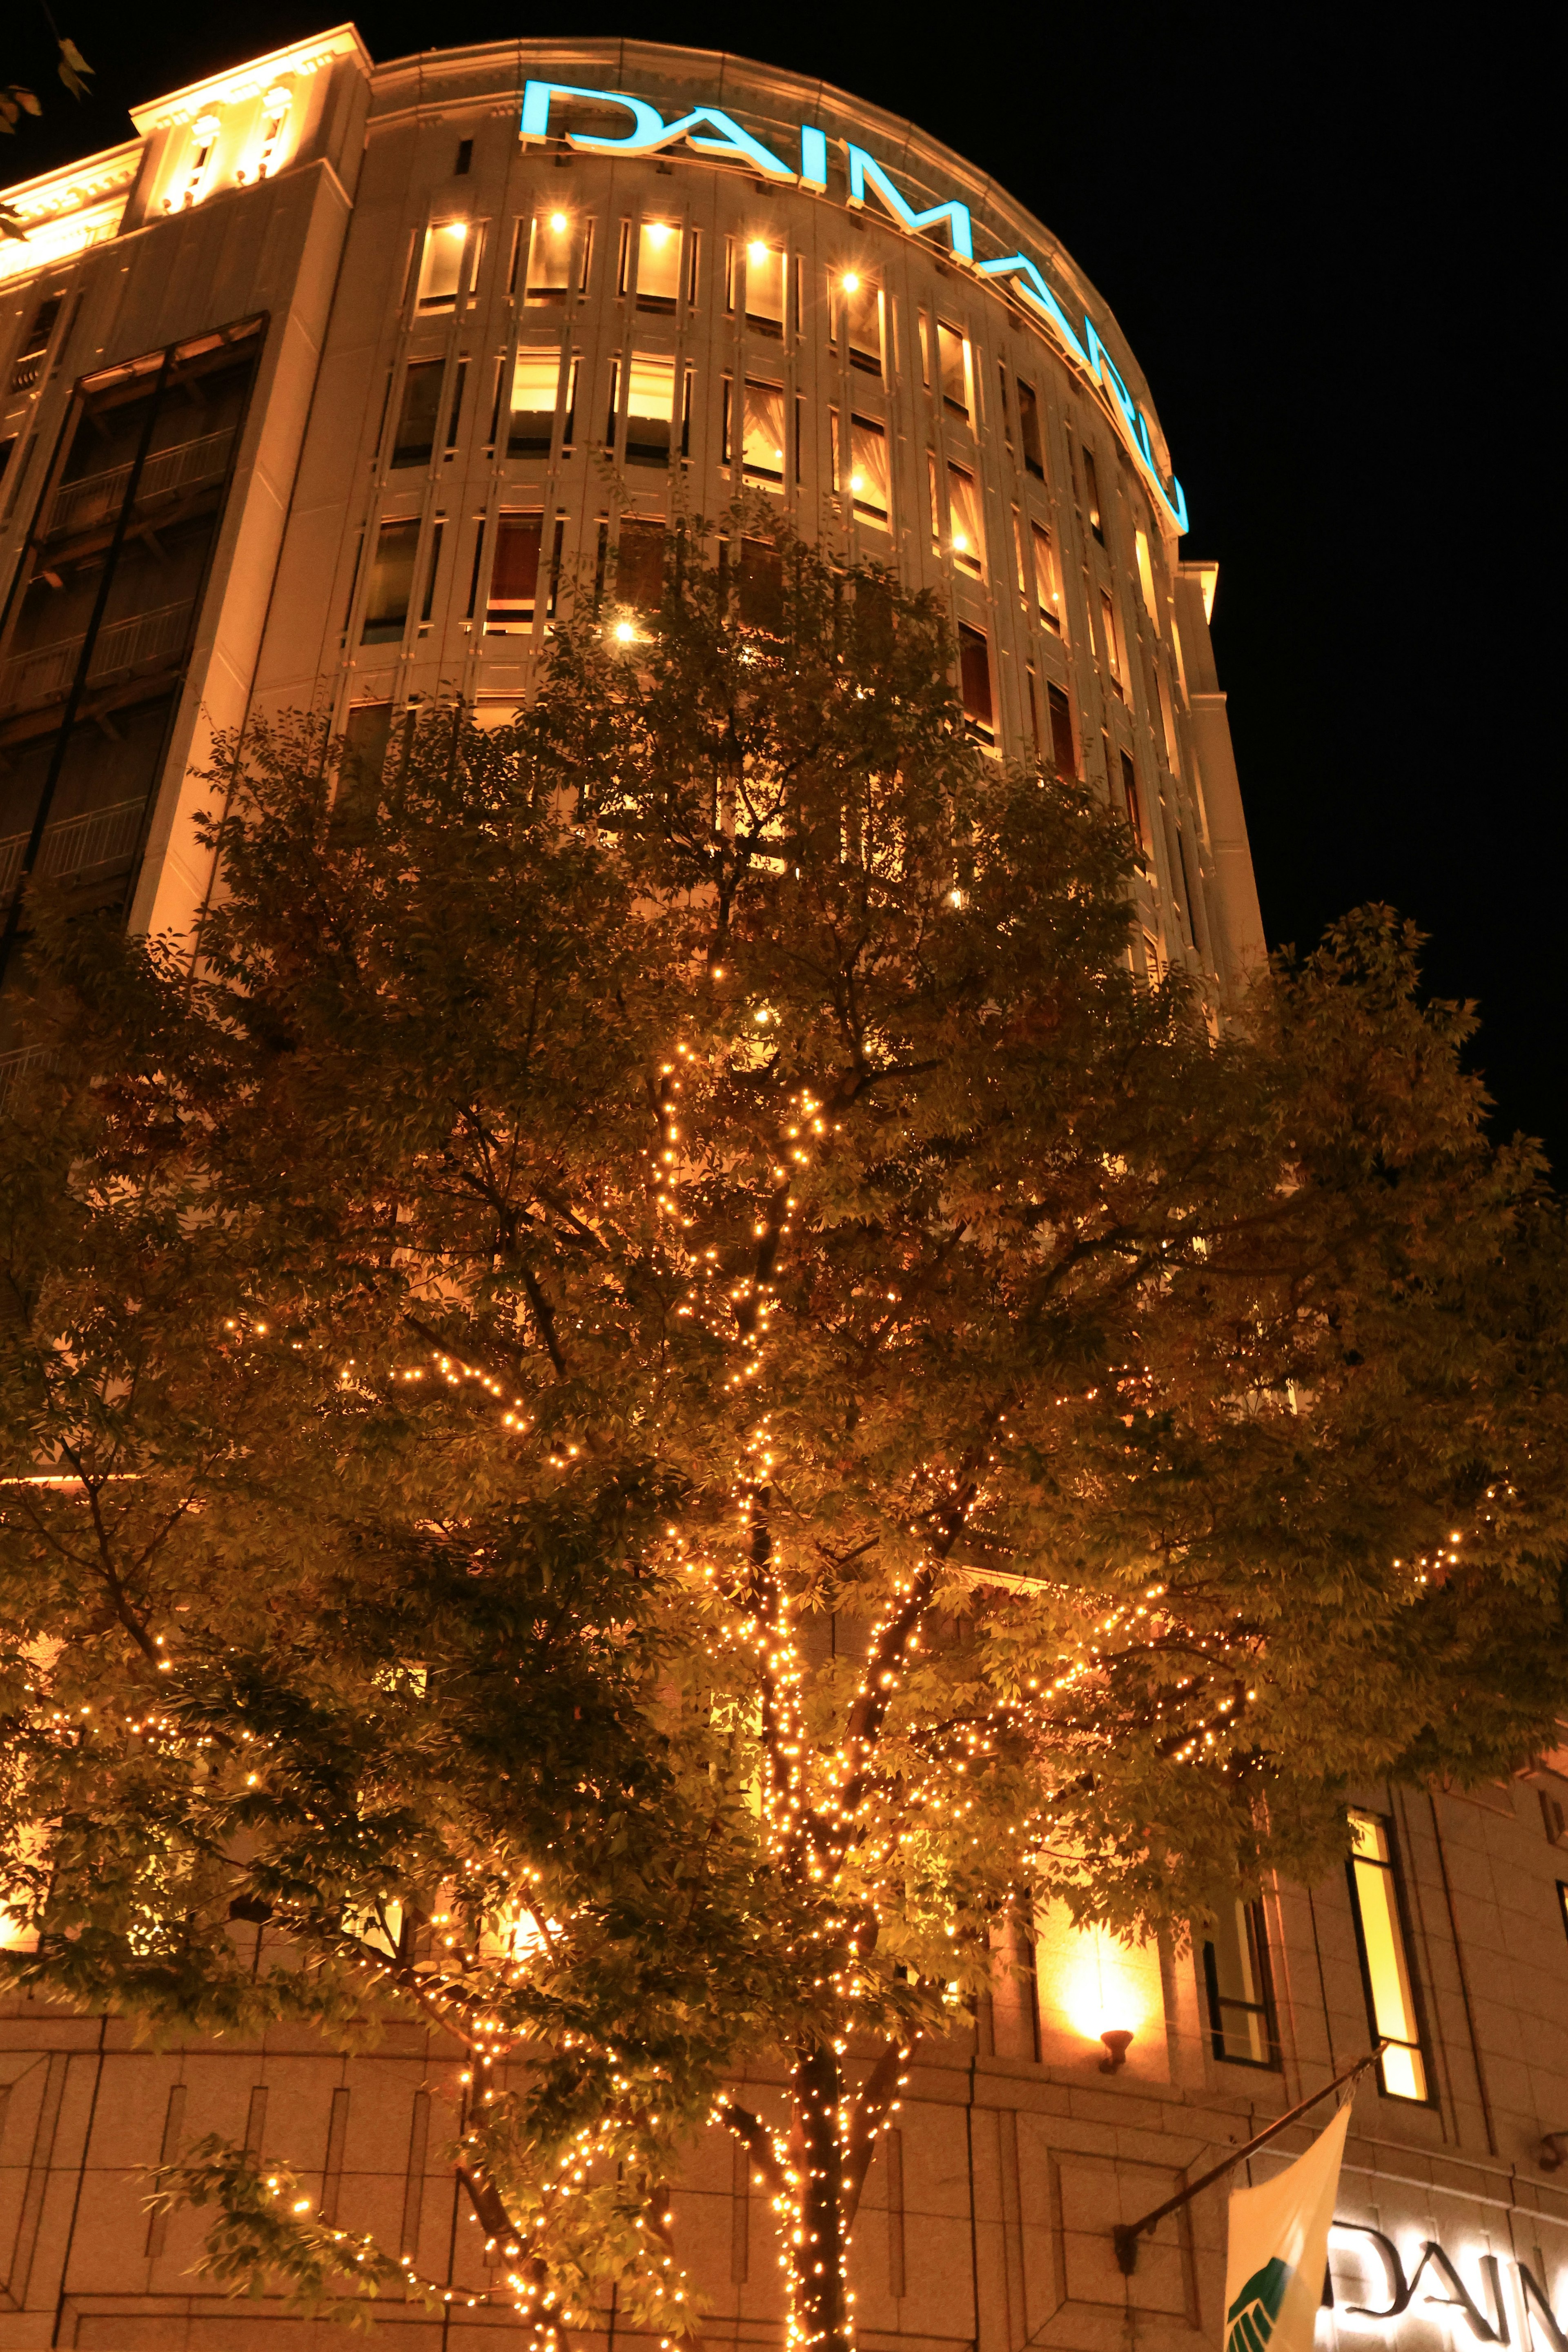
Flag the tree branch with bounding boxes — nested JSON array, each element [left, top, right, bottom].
[[719, 2099, 786, 2198]]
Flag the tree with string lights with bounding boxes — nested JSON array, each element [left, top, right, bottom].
[[3, 523, 1566, 2346]]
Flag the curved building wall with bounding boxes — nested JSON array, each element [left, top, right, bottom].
[[8, 31, 1567, 2352]]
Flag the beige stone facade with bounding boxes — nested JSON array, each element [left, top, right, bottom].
[[5, 30, 1565, 2352]]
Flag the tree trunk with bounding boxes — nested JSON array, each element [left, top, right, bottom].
[[791, 2041, 853, 2352]]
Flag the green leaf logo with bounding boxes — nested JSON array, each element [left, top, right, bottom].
[[1227, 2257, 1293, 2352]]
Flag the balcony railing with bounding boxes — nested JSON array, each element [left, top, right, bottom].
[[44, 426, 236, 541], [0, 794, 147, 901], [0, 598, 194, 715]]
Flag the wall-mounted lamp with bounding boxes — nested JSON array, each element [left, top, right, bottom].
[[1540, 2132, 1568, 2172], [1099, 2029, 1134, 2074]]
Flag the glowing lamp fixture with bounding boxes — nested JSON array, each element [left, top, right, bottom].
[[1099, 2029, 1134, 2074], [646, 220, 671, 245], [840, 271, 860, 292], [748, 239, 770, 264], [548, 210, 568, 232], [613, 620, 637, 643]]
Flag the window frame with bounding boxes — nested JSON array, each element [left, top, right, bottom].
[[1201, 1898, 1281, 2071], [1345, 1808, 1435, 2105]]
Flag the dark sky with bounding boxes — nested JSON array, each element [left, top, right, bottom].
[[7, 2, 1560, 1167]]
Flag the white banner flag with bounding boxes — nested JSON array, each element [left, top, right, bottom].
[[1223, 2101, 1350, 2352]]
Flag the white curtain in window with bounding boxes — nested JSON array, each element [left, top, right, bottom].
[[510, 347, 561, 419], [637, 220, 683, 304], [417, 222, 466, 309], [848, 416, 889, 523], [948, 466, 985, 575]]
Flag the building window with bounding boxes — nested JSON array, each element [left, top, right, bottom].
[[958, 625, 993, 742], [742, 379, 786, 488], [1135, 526, 1158, 620], [10, 294, 64, 394], [616, 518, 665, 613], [832, 273, 883, 376], [416, 221, 468, 312], [391, 359, 445, 469], [848, 415, 889, 525], [736, 537, 785, 631], [1046, 682, 1075, 777], [486, 512, 543, 632], [745, 241, 786, 335], [937, 323, 971, 421], [947, 465, 984, 577], [361, 519, 421, 644], [636, 219, 682, 313], [1347, 1810, 1430, 2102], [1031, 521, 1062, 630], [524, 212, 573, 305], [1082, 443, 1105, 542], [1540, 1788, 1568, 1847], [626, 354, 676, 466], [1119, 751, 1145, 848], [1558, 1882, 1568, 1942], [508, 346, 562, 457], [1203, 1901, 1278, 2067], [1100, 588, 1124, 695], [454, 138, 473, 176], [1016, 378, 1045, 479]]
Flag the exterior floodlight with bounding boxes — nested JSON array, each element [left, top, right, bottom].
[[1099, 2029, 1134, 2074]]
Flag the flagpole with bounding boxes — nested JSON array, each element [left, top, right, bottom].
[[1111, 2043, 1386, 2275]]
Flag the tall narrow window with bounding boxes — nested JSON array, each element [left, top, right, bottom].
[[996, 362, 1012, 448], [937, 323, 971, 421], [1016, 379, 1045, 479], [947, 465, 984, 577], [626, 354, 675, 465], [1100, 588, 1124, 694], [848, 416, 889, 526], [926, 451, 940, 552], [419, 520, 444, 623], [1082, 444, 1105, 541], [416, 222, 467, 312], [742, 379, 786, 488], [833, 273, 883, 375], [1046, 683, 1075, 777], [958, 624, 993, 743], [444, 358, 468, 455], [1348, 1812, 1429, 2101], [917, 311, 931, 387], [525, 212, 573, 305], [1119, 751, 1145, 847], [1135, 526, 1158, 620], [1031, 521, 1062, 629], [391, 360, 445, 468], [1203, 1901, 1278, 2067], [745, 241, 786, 335], [604, 357, 621, 454], [636, 219, 682, 312], [508, 346, 562, 457], [486, 512, 543, 632], [361, 519, 420, 644], [616, 517, 665, 612]]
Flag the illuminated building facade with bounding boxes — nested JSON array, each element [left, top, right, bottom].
[[3, 29, 1568, 2352]]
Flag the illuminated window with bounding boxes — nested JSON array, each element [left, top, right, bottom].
[[1135, 526, 1158, 620], [172, 113, 221, 210], [947, 464, 984, 578], [1046, 682, 1075, 777], [1100, 588, 1124, 694], [742, 379, 786, 488], [254, 86, 291, 180], [508, 345, 562, 457], [361, 518, 421, 644], [1558, 1882, 1568, 1941], [937, 323, 971, 421], [745, 241, 786, 334], [1031, 521, 1062, 630], [486, 512, 543, 632], [918, 312, 931, 387], [1347, 1811, 1429, 2101], [1016, 378, 1045, 479], [1082, 444, 1105, 542], [524, 213, 572, 305], [958, 624, 993, 742], [1203, 1900, 1279, 2067], [832, 273, 883, 376], [416, 221, 468, 311], [637, 219, 682, 312], [626, 354, 676, 466], [847, 415, 889, 525], [617, 517, 665, 612]]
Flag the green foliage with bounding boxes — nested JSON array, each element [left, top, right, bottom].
[[2, 523, 1565, 2339]]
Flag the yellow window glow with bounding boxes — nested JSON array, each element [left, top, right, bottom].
[[1348, 1811, 1427, 2100]]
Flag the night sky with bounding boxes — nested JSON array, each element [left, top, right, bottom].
[[7, 3, 1559, 1167]]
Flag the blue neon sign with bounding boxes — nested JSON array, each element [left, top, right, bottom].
[[519, 78, 1188, 534]]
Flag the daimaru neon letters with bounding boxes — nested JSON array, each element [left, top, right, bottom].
[[519, 77, 1189, 535]]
